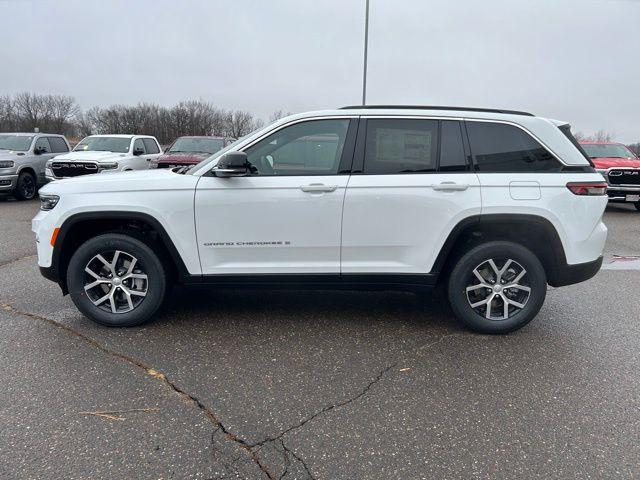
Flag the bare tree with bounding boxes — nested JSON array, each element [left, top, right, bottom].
[[0, 95, 16, 131], [268, 110, 293, 123], [223, 110, 261, 138]]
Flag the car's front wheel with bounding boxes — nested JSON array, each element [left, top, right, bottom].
[[15, 171, 37, 200], [447, 241, 547, 334], [67, 233, 167, 327], [634, 200, 640, 212]]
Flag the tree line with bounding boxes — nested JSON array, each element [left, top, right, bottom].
[[0, 92, 269, 144]]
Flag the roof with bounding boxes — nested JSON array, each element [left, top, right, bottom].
[[579, 141, 625, 145], [0, 132, 65, 137], [174, 135, 228, 139]]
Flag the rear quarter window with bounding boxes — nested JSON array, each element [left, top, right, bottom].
[[466, 121, 560, 172]]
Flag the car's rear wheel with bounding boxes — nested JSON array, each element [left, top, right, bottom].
[[447, 241, 547, 334], [634, 200, 640, 212], [15, 171, 37, 200], [67, 233, 166, 327]]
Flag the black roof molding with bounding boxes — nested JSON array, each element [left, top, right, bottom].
[[339, 105, 534, 117]]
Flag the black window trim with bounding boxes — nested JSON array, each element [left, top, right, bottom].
[[133, 137, 147, 155]]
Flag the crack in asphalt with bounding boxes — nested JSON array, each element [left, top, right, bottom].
[[1, 301, 460, 479], [0, 254, 36, 269], [0, 302, 275, 480]]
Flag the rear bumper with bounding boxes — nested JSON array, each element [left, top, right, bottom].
[[549, 256, 602, 287]]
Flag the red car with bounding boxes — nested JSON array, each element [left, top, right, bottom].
[[580, 141, 640, 211], [150, 136, 234, 169]]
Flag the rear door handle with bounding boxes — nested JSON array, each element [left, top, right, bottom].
[[301, 183, 338, 193], [432, 182, 469, 192]]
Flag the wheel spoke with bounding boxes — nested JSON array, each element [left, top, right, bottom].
[[92, 291, 112, 307], [498, 259, 513, 279], [96, 254, 112, 272], [502, 296, 509, 319], [466, 284, 487, 293], [126, 257, 138, 275], [111, 251, 122, 271], [508, 284, 531, 293], [470, 298, 489, 309], [109, 294, 117, 313], [512, 269, 526, 284], [122, 289, 134, 311], [487, 259, 501, 278], [84, 279, 110, 291], [506, 298, 526, 309], [84, 266, 102, 280], [485, 298, 493, 318], [128, 289, 147, 297], [473, 268, 487, 284], [124, 273, 148, 281]]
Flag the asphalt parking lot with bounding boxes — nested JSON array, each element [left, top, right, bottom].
[[1, 197, 639, 479]]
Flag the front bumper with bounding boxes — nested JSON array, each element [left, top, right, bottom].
[[0, 174, 18, 191], [606, 185, 640, 201]]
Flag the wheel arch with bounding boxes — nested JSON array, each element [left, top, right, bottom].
[[432, 214, 567, 287], [52, 211, 190, 294]]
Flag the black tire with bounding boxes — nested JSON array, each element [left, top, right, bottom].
[[447, 241, 547, 334], [67, 233, 167, 327], [634, 201, 640, 212], [14, 171, 37, 200]]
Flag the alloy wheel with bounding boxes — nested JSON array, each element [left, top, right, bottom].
[[465, 258, 531, 321], [83, 250, 148, 314]]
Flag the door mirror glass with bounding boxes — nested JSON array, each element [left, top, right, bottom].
[[214, 152, 250, 177]]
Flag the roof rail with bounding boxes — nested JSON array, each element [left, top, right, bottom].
[[339, 105, 534, 117]]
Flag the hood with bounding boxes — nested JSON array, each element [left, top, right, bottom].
[[156, 152, 209, 164], [0, 150, 26, 161], [591, 157, 640, 169], [51, 151, 127, 162], [39, 169, 198, 195]]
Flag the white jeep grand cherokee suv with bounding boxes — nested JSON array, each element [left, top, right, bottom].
[[45, 134, 162, 180], [32, 106, 607, 334]]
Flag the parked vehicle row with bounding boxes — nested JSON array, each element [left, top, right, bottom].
[[0, 133, 232, 200]]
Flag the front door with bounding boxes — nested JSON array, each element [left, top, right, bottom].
[[341, 118, 482, 275], [195, 117, 356, 275]]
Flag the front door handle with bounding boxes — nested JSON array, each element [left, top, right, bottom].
[[432, 182, 469, 192], [301, 183, 338, 193]]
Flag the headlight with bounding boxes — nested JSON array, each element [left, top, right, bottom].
[[45, 167, 54, 177], [0, 161, 15, 168], [40, 194, 60, 211], [100, 162, 119, 171]]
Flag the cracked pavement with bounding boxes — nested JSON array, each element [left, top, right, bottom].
[[1, 196, 639, 479]]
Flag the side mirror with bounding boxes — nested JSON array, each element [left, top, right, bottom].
[[133, 148, 145, 156], [213, 152, 250, 177], [33, 147, 43, 155]]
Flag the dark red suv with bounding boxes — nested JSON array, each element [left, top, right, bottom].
[[150, 136, 234, 169]]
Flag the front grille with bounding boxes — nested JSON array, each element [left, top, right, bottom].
[[51, 162, 99, 178], [608, 169, 640, 186]]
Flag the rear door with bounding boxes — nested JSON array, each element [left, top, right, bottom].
[[341, 117, 481, 275], [32, 137, 56, 182]]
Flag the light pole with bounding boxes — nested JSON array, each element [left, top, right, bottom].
[[362, 0, 370, 105]]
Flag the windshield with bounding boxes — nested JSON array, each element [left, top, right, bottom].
[[0, 135, 33, 152], [582, 143, 636, 159], [74, 136, 130, 153], [169, 137, 225, 154]]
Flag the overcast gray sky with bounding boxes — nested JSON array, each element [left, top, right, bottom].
[[1, 0, 639, 141]]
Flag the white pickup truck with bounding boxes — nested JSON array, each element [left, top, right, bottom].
[[46, 135, 162, 180]]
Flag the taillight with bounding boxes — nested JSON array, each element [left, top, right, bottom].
[[566, 182, 608, 196]]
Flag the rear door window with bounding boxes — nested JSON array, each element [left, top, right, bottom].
[[466, 121, 559, 172], [363, 119, 437, 174]]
